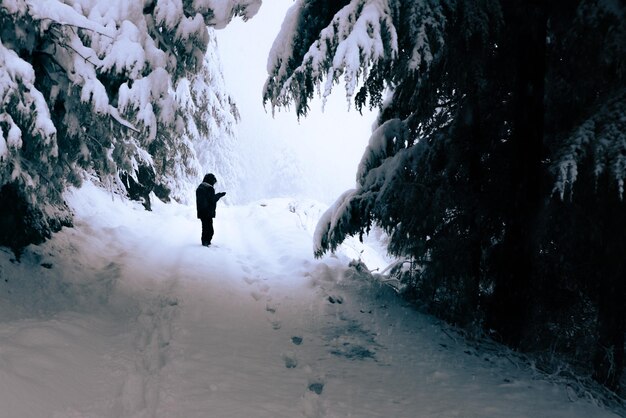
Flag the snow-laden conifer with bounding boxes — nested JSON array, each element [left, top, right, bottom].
[[0, 0, 260, 247], [161, 31, 243, 204], [263, 0, 447, 117], [266, 0, 626, 390]]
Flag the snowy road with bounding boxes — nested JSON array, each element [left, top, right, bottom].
[[0, 183, 620, 417]]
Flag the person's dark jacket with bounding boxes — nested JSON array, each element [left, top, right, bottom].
[[196, 182, 225, 219]]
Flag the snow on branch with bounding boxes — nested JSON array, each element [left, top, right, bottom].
[[357, 118, 408, 185], [26, 0, 114, 36], [264, 0, 398, 116], [0, 39, 57, 184], [264, 0, 448, 117], [200, 0, 262, 29], [314, 118, 418, 257], [553, 90, 626, 198], [403, 0, 447, 72], [314, 188, 360, 257], [1, 0, 260, 143]]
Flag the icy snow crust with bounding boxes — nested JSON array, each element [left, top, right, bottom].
[[0, 182, 621, 417]]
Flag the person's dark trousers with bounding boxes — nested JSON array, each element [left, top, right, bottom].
[[201, 217, 214, 246]]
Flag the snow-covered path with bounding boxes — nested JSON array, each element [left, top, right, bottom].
[[0, 183, 620, 417]]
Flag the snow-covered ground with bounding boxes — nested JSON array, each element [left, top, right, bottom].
[[0, 182, 621, 418]]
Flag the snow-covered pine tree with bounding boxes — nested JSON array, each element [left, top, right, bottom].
[[266, 0, 503, 322], [266, 0, 626, 390], [156, 30, 243, 204], [543, 1, 626, 390], [0, 0, 260, 250]]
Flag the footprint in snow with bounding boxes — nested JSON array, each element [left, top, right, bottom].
[[291, 336, 303, 345], [308, 382, 324, 395], [282, 352, 298, 369], [159, 298, 179, 309], [243, 276, 257, 285], [327, 295, 344, 304], [300, 370, 327, 417], [305, 370, 326, 395], [269, 319, 282, 330], [266, 303, 278, 314]]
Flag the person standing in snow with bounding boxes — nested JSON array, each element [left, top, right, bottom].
[[196, 173, 226, 246]]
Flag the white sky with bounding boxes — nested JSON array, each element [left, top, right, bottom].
[[215, 0, 377, 204]]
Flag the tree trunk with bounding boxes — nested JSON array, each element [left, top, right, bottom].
[[489, 1, 547, 347], [467, 99, 484, 315]]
